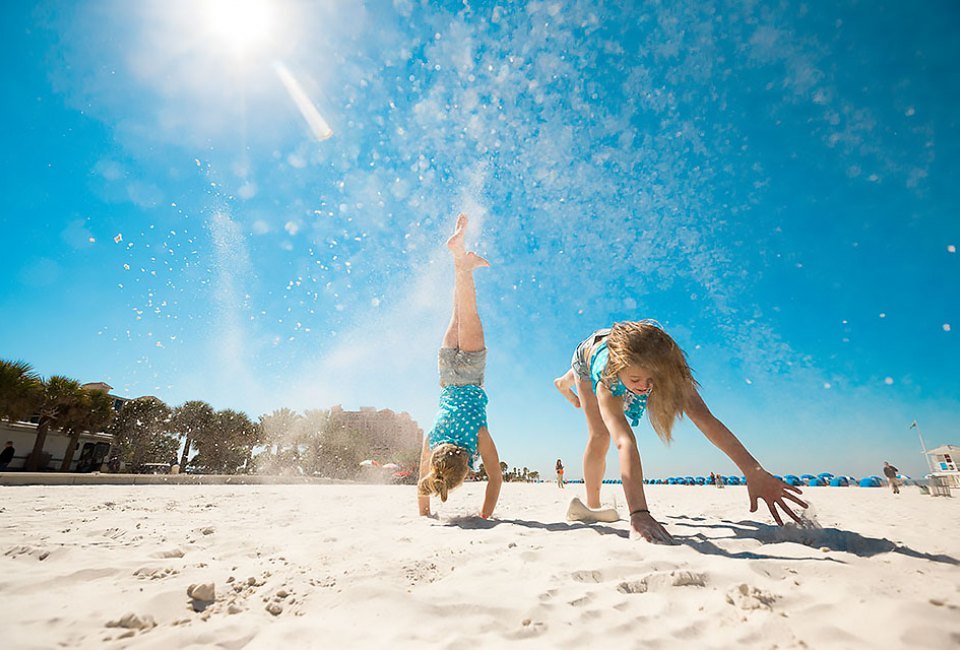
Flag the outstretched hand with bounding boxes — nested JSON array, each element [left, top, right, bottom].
[[746, 469, 808, 525]]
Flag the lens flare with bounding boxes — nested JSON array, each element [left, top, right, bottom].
[[202, 0, 274, 53]]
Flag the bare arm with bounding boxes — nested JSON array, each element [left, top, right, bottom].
[[684, 388, 759, 472], [417, 436, 432, 516], [477, 428, 502, 518], [684, 387, 807, 525], [596, 386, 648, 513], [596, 384, 675, 543]]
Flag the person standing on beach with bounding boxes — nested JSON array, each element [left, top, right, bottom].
[[418, 214, 503, 518], [883, 461, 900, 494], [556, 459, 565, 488], [554, 322, 807, 543], [0, 441, 14, 471]]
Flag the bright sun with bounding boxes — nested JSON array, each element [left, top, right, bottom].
[[202, 0, 275, 54]]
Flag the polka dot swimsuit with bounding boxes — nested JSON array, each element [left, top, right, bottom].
[[427, 384, 488, 469]]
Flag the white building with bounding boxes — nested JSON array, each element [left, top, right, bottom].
[[0, 382, 128, 472]]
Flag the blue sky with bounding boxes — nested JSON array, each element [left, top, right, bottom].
[[1, 0, 957, 480]]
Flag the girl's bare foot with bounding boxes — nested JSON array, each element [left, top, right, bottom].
[[446, 213, 468, 253], [458, 251, 490, 271], [554, 370, 581, 408], [566, 497, 619, 523]]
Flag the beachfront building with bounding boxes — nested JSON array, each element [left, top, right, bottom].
[[926, 445, 960, 488], [0, 382, 128, 472], [327, 405, 423, 463]]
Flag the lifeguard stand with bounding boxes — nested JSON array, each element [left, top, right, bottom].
[[926, 445, 959, 496]]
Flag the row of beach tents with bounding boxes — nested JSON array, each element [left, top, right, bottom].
[[576, 472, 908, 487]]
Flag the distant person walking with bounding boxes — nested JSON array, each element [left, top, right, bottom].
[[0, 441, 15, 471], [883, 461, 900, 494], [556, 459, 565, 488]]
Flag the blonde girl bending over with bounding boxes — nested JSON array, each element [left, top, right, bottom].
[[418, 214, 503, 518], [555, 321, 807, 543]]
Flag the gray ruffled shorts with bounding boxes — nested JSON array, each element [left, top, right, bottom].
[[438, 347, 486, 387], [571, 328, 611, 380]]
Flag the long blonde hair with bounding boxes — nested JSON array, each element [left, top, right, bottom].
[[603, 321, 698, 444], [417, 444, 470, 502]]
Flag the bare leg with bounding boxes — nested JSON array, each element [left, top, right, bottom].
[[441, 286, 459, 349], [554, 368, 581, 408], [445, 213, 489, 352], [577, 376, 610, 509]]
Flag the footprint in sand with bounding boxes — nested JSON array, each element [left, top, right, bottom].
[[106, 612, 156, 631], [5, 545, 51, 561], [725, 583, 778, 610], [617, 571, 708, 594], [571, 570, 605, 583], [133, 566, 179, 580]]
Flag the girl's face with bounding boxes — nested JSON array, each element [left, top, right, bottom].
[[619, 365, 654, 396]]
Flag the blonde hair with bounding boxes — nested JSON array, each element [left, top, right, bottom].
[[417, 444, 470, 502], [603, 321, 698, 444]]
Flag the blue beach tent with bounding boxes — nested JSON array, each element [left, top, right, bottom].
[[695, 476, 706, 485], [829, 476, 849, 487], [783, 475, 802, 486], [859, 476, 882, 487]]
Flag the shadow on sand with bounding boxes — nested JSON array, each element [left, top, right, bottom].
[[443, 514, 958, 566], [442, 516, 628, 538], [669, 518, 960, 566]]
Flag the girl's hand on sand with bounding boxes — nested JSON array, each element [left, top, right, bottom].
[[747, 469, 808, 526], [629, 512, 677, 544]]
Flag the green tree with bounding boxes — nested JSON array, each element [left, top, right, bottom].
[[326, 425, 371, 479], [25, 376, 88, 471], [108, 397, 173, 471], [59, 388, 116, 471], [170, 400, 214, 468], [258, 408, 303, 474], [191, 409, 260, 474], [0, 359, 43, 423], [294, 408, 341, 476]]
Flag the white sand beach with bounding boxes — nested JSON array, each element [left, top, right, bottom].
[[2, 483, 958, 649]]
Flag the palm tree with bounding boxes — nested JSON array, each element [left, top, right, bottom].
[[25, 376, 86, 471], [258, 408, 303, 473], [108, 397, 173, 471], [59, 388, 116, 472], [170, 400, 214, 468], [0, 359, 43, 423], [191, 409, 260, 474]]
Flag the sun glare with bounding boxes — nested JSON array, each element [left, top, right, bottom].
[[202, 0, 275, 54]]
